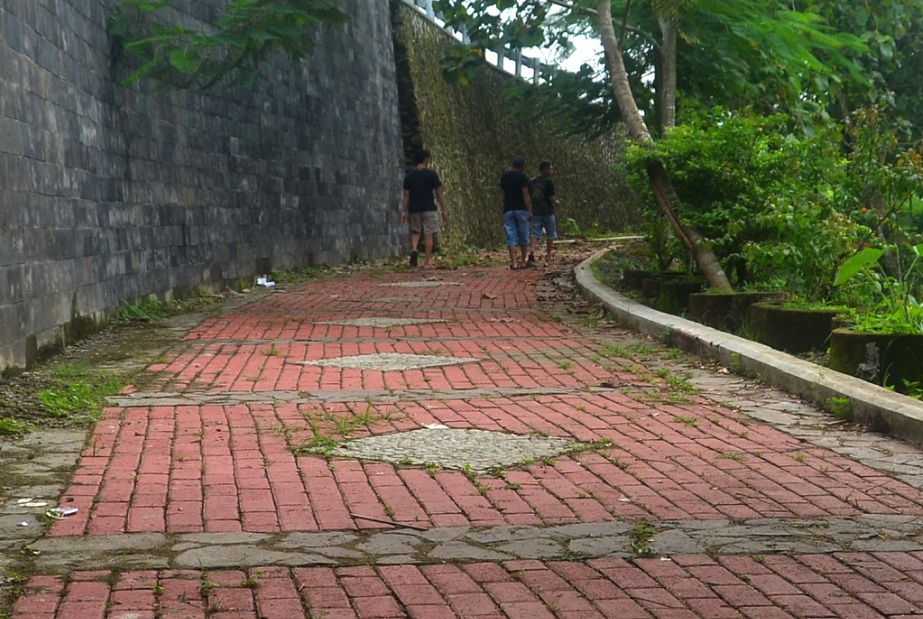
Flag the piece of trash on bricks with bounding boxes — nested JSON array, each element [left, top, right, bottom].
[[17, 498, 49, 508], [45, 507, 78, 519], [424, 423, 449, 430], [481, 292, 498, 299], [257, 276, 276, 287], [19, 522, 28, 527]]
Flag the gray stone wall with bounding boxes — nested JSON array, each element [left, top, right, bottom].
[[0, 0, 405, 370]]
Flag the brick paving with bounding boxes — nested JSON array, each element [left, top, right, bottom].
[[14, 263, 923, 617], [15, 555, 923, 619]]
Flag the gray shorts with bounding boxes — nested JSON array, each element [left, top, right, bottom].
[[408, 211, 440, 235]]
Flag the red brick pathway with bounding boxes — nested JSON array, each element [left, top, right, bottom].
[[16, 553, 923, 619], [16, 265, 923, 617]]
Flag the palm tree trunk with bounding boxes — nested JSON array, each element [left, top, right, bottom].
[[658, 17, 677, 131], [596, 1, 732, 291]]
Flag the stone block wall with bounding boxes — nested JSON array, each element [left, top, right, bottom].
[[0, 0, 405, 370]]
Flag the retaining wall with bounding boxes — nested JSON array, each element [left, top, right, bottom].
[[0, 0, 637, 372], [0, 0, 405, 369]]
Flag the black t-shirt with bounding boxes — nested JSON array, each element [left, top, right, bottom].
[[499, 170, 530, 212], [529, 176, 555, 217], [403, 167, 442, 213]]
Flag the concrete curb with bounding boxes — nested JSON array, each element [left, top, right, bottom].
[[575, 249, 923, 447]]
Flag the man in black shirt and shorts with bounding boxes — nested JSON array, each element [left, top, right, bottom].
[[402, 149, 448, 269], [529, 161, 560, 267], [499, 156, 533, 269]]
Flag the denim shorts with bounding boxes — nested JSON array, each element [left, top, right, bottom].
[[531, 214, 558, 240], [503, 210, 530, 246]]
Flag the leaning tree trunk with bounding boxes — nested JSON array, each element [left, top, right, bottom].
[[596, 1, 732, 291]]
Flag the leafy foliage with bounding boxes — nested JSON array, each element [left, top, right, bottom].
[[109, 0, 349, 89], [835, 245, 923, 334], [503, 65, 622, 138], [622, 108, 875, 299], [839, 106, 923, 231], [810, 0, 923, 138], [673, 0, 866, 126], [435, 0, 867, 132]]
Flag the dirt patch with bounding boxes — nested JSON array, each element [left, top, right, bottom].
[[0, 280, 273, 434], [1, 322, 171, 425]]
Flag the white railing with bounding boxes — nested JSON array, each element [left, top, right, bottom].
[[403, 0, 548, 84]]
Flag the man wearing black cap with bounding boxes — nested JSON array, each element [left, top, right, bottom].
[[499, 156, 533, 269]]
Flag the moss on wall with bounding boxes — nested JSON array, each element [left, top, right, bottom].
[[395, 3, 641, 251]]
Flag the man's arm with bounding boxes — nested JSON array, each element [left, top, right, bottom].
[[521, 186, 533, 218], [435, 187, 448, 220], [521, 176, 533, 218], [401, 189, 410, 222], [547, 181, 560, 208]]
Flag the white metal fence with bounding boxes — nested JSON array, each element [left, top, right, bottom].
[[403, 0, 547, 84]]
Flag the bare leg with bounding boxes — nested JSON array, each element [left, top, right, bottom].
[[545, 238, 553, 263], [422, 233, 434, 267], [508, 245, 518, 268], [520, 244, 529, 265], [409, 231, 420, 266]]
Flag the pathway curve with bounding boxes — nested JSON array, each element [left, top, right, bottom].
[[8, 256, 923, 618]]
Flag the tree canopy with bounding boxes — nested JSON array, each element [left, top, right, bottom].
[[434, 0, 869, 135]]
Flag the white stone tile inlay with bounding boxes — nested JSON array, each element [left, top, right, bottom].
[[317, 318, 447, 328], [302, 353, 478, 371], [334, 428, 574, 472], [380, 281, 461, 288]]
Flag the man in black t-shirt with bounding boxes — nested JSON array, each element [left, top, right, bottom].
[[499, 156, 533, 269], [402, 149, 448, 268], [528, 161, 560, 267]]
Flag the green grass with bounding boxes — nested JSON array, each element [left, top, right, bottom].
[[290, 404, 391, 457], [578, 315, 601, 327], [598, 343, 631, 358], [38, 363, 125, 423], [629, 519, 658, 557], [119, 298, 168, 322], [568, 437, 614, 454], [826, 396, 852, 421], [0, 418, 31, 436]]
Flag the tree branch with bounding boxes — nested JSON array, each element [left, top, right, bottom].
[[544, 0, 597, 16], [620, 0, 632, 49]]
